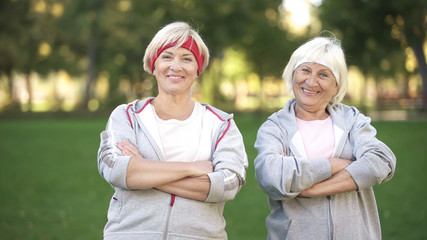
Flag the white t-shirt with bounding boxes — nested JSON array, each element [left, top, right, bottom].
[[296, 116, 335, 160], [138, 102, 212, 162]]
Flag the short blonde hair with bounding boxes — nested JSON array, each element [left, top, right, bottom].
[[282, 36, 348, 106], [143, 22, 210, 75]]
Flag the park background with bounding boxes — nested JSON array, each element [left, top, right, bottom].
[[0, 0, 426, 239]]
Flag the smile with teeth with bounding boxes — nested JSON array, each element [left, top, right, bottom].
[[302, 88, 320, 94], [168, 75, 183, 79]]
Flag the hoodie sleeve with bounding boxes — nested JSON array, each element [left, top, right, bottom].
[[97, 104, 135, 189], [254, 117, 331, 200], [205, 119, 248, 203], [344, 113, 396, 190]]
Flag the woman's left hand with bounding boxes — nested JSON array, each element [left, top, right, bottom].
[[118, 141, 142, 158], [280, 150, 287, 157]]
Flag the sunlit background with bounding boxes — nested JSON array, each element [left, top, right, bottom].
[[0, 0, 426, 119], [1, 1, 427, 239]]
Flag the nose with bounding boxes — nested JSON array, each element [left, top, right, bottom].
[[170, 58, 183, 71], [306, 74, 318, 87]]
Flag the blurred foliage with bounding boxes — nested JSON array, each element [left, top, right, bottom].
[[318, 0, 427, 109], [0, 0, 299, 111], [0, 0, 426, 111]]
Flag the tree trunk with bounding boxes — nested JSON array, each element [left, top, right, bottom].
[[83, 33, 96, 111], [25, 73, 32, 111], [410, 39, 427, 111], [359, 71, 368, 113], [6, 70, 18, 105]]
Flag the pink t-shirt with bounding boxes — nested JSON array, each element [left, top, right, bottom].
[[296, 116, 335, 160]]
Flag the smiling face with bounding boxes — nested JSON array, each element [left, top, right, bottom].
[[153, 47, 198, 97], [292, 62, 338, 119]]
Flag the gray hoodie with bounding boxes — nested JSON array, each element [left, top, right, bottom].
[[98, 98, 248, 240], [254, 99, 396, 240]]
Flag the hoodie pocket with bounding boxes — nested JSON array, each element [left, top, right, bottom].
[[107, 188, 124, 220], [168, 198, 226, 238]]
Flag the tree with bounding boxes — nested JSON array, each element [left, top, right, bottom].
[[317, 0, 427, 110], [2, 0, 296, 111], [0, 0, 62, 111], [61, 0, 296, 109]]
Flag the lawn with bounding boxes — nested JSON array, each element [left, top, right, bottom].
[[0, 114, 426, 239]]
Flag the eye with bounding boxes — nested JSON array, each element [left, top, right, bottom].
[[161, 54, 172, 59], [183, 57, 193, 62], [320, 72, 329, 78]]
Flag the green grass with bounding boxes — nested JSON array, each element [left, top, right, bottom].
[[371, 121, 427, 239], [0, 115, 426, 239]]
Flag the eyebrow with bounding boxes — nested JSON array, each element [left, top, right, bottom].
[[162, 50, 173, 55], [300, 63, 332, 72], [161, 50, 194, 58]]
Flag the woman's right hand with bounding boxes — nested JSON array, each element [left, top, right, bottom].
[[190, 160, 213, 177], [329, 158, 352, 175]]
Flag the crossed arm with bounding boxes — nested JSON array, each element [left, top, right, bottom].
[[281, 149, 358, 197], [300, 157, 358, 197], [119, 141, 212, 201]]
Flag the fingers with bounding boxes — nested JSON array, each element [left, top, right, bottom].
[[329, 158, 352, 175], [192, 161, 213, 176], [117, 141, 127, 153], [121, 149, 132, 156], [198, 161, 213, 173], [118, 141, 133, 150], [280, 150, 287, 157], [117, 141, 141, 157], [206, 161, 214, 173]]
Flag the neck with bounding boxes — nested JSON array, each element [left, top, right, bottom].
[[151, 94, 195, 120], [294, 104, 330, 121]]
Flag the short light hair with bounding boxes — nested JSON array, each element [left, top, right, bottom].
[[143, 22, 210, 75], [282, 36, 348, 106]]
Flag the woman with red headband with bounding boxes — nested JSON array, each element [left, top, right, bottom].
[[97, 22, 248, 239]]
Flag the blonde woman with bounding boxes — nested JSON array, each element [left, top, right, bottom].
[[254, 36, 396, 239], [98, 22, 248, 240]]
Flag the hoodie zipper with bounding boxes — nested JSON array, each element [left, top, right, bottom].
[[327, 195, 334, 239], [163, 194, 176, 240]]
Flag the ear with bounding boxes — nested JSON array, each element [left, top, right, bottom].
[[333, 83, 339, 96]]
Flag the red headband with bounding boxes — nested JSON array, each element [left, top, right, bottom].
[[150, 36, 204, 76]]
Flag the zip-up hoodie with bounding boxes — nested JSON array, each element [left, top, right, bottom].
[[98, 97, 248, 240], [254, 99, 396, 240]]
